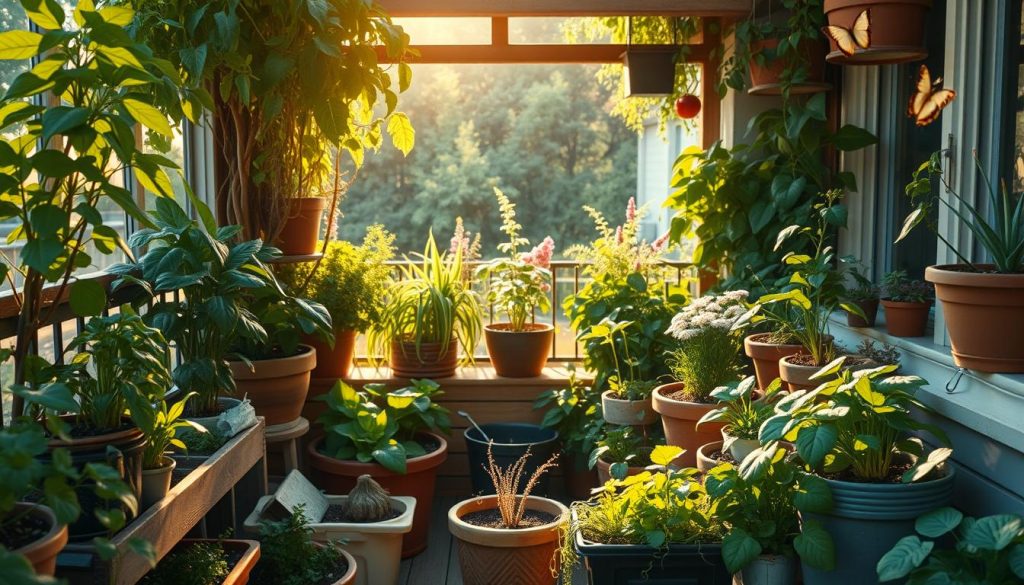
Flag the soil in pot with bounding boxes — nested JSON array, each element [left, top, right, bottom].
[[846, 298, 880, 327], [5, 504, 67, 577], [926, 265, 1024, 372], [743, 333, 804, 390], [484, 323, 553, 378], [460, 508, 557, 529], [824, 0, 932, 64], [230, 345, 315, 426], [651, 383, 722, 468], [778, 354, 830, 391], [308, 433, 447, 558], [276, 196, 326, 256], [881, 300, 931, 337], [308, 330, 357, 380], [696, 441, 736, 474], [749, 38, 830, 95], [390, 339, 459, 379], [465, 424, 558, 497]]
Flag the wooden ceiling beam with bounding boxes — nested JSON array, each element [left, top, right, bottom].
[[376, 0, 750, 17], [376, 43, 712, 64]]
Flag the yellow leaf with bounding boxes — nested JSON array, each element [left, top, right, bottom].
[[123, 99, 172, 138], [135, 165, 174, 198], [99, 6, 134, 26], [0, 31, 43, 60], [23, 0, 64, 30], [74, 0, 95, 26], [29, 56, 65, 80], [387, 112, 415, 156], [96, 46, 144, 71]]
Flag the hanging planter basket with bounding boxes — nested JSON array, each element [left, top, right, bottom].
[[622, 47, 678, 97], [824, 0, 932, 65], [748, 38, 832, 96]]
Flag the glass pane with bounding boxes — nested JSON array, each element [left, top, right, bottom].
[[393, 17, 491, 45], [509, 17, 609, 44]]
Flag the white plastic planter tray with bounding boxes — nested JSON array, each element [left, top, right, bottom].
[[246, 493, 415, 585]]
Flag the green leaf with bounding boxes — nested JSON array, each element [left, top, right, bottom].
[[915, 507, 962, 538], [21, 0, 65, 29], [876, 535, 933, 582], [626, 272, 647, 292], [903, 447, 952, 483], [70, 279, 107, 317], [830, 125, 878, 151], [12, 382, 79, 412], [650, 445, 683, 467], [795, 424, 837, 467], [896, 206, 925, 243], [372, 443, 407, 474], [123, 99, 172, 138], [1009, 544, 1024, 579], [0, 30, 43, 59], [40, 106, 89, 143], [399, 62, 412, 92], [964, 514, 1022, 551], [794, 519, 835, 571], [22, 238, 62, 274], [722, 529, 762, 573], [387, 112, 415, 155], [793, 474, 832, 513]]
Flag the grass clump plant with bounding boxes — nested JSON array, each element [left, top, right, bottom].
[[484, 443, 559, 529]]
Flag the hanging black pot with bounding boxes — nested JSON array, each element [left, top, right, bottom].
[[622, 17, 679, 97]]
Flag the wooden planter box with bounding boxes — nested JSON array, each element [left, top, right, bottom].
[[56, 420, 267, 585]]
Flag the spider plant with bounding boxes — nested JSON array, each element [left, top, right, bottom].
[[367, 233, 483, 364]]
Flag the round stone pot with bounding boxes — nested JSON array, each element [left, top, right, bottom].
[[651, 382, 721, 468], [484, 323, 554, 378], [601, 391, 658, 426]]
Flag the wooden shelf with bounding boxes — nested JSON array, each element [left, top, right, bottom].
[[267, 253, 324, 265], [57, 420, 267, 585]]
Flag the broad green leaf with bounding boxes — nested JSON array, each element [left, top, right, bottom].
[[123, 99, 172, 138], [12, 382, 79, 412], [722, 529, 761, 573], [795, 424, 837, 467], [964, 514, 1022, 551], [69, 279, 107, 317], [372, 443, 407, 474], [903, 447, 952, 483], [792, 474, 832, 513], [1009, 544, 1024, 579], [387, 112, 415, 155], [876, 535, 932, 581], [830, 124, 878, 151], [0, 30, 43, 59], [915, 507, 962, 538], [794, 520, 835, 571], [399, 62, 412, 92], [98, 5, 134, 26]]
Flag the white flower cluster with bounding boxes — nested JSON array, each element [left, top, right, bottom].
[[666, 290, 749, 341]]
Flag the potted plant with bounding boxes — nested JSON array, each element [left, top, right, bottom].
[[308, 379, 450, 557], [841, 256, 880, 327], [449, 444, 566, 585], [899, 152, 1024, 371], [855, 339, 902, 370], [245, 473, 414, 585], [653, 291, 748, 467], [115, 197, 281, 420], [880, 270, 933, 338], [580, 319, 660, 426], [876, 507, 1024, 583], [229, 269, 333, 427], [588, 426, 661, 484], [253, 511, 357, 585], [704, 443, 836, 585], [278, 227, 395, 379], [140, 394, 202, 509], [719, 0, 829, 97], [824, 0, 933, 64], [368, 233, 483, 379], [759, 360, 955, 585], [695, 376, 783, 469], [140, 539, 262, 585], [126, 0, 413, 257], [562, 446, 729, 585], [533, 367, 604, 499], [476, 188, 556, 377], [464, 422, 559, 497]]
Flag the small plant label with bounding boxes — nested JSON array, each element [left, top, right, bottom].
[[263, 470, 329, 522]]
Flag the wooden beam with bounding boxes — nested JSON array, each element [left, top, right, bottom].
[[378, 0, 751, 17], [377, 43, 712, 64], [700, 18, 721, 150]]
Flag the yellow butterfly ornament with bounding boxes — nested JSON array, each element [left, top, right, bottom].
[[907, 65, 956, 127], [822, 9, 871, 57]]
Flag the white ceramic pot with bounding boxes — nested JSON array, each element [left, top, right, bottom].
[[722, 428, 761, 464]]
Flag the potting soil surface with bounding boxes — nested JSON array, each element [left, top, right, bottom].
[[0, 511, 49, 550], [322, 503, 403, 523], [460, 509, 556, 529]]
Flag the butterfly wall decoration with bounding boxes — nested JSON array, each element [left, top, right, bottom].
[[908, 64, 956, 127], [822, 9, 871, 57]]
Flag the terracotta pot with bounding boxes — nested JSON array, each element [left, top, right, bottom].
[[696, 441, 726, 474], [448, 495, 567, 585], [824, 0, 932, 64], [230, 345, 315, 426], [595, 456, 649, 484], [308, 330, 357, 380], [926, 265, 1024, 373], [276, 196, 326, 256], [749, 38, 829, 95], [12, 504, 68, 577], [743, 333, 805, 390], [846, 298, 880, 328], [778, 355, 832, 391], [321, 545, 358, 585], [563, 452, 599, 501], [881, 299, 931, 337], [173, 539, 260, 585], [651, 383, 722, 468], [601, 390, 658, 426], [484, 323, 553, 378], [390, 339, 458, 379], [308, 432, 447, 558], [141, 456, 176, 510]]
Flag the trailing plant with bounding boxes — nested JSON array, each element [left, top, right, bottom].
[[668, 96, 877, 293], [111, 196, 281, 416], [533, 366, 605, 461], [561, 446, 723, 585], [705, 442, 835, 573], [664, 291, 749, 402], [140, 540, 230, 585], [484, 443, 559, 529], [0, 0, 184, 420], [316, 379, 451, 474], [876, 507, 1024, 584], [697, 376, 783, 445], [254, 508, 350, 585], [16, 309, 171, 435], [841, 255, 879, 302], [900, 151, 1024, 273], [124, 0, 415, 246], [882, 270, 933, 303], [367, 233, 483, 365], [743, 189, 858, 366], [760, 360, 953, 483], [278, 226, 395, 333], [141, 394, 201, 470], [475, 188, 554, 331], [588, 425, 663, 480]]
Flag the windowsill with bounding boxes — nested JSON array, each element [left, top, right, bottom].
[[829, 311, 1024, 452]]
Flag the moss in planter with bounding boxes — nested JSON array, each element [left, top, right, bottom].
[[140, 541, 230, 585]]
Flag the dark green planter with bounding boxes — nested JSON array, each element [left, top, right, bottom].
[[801, 467, 955, 585], [574, 529, 730, 585], [465, 423, 558, 496]]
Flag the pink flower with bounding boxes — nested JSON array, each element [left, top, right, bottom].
[[615, 225, 623, 244], [652, 231, 670, 253], [626, 197, 637, 223], [522, 236, 555, 270]]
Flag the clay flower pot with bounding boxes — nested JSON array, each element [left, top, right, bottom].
[[926, 265, 1024, 373], [448, 495, 567, 585], [748, 38, 830, 95], [651, 382, 722, 468], [390, 339, 459, 379], [230, 345, 315, 426], [778, 355, 831, 392], [601, 390, 658, 426], [721, 428, 760, 464], [595, 456, 649, 484], [484, 323, 554, 378], [696, 441, 726, 474], [141, 456, 176, 510], [308, 433, 448, 558], [881, 299, 931, 337], [12, 504, 68, 576], [743, 333, 804, 390], [824, 0, 932, 64], [277, 196, 326, 256], [308, 330, 357, 380], [846, 298, 880, 328], [169, 539, 260, 585]]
